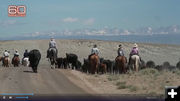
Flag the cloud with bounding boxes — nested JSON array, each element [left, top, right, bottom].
[[31, 32, 41, 37], [62, 17, 78, 23], [0, 20, 17, 27], [0, 20, 27, 27], [83, 18, 95, 25]]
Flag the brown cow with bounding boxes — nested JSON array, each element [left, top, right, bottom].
[[99, 63, 107, 74]]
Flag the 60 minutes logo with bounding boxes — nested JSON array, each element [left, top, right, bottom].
[[8, 5, 26, 17]]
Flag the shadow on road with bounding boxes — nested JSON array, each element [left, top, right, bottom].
[[23, 71, 34, 73]]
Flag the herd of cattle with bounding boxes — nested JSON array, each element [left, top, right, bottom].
[[1, 49, 180, 74], [56, 53, 180, 74]]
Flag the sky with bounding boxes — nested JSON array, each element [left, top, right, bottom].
[[0, 0, 180, 38]]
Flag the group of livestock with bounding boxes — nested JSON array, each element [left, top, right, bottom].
[[55, 53, 180, 74], [0, 49, 41, 73], [1, 49, 180, 74], [55, 53, 141, 74]]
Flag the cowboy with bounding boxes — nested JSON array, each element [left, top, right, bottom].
[[3, 50, 10, 66], [91, 44, 99, 55], [130, 43, 139, 56], [88, 44, 100, 60], [3, 50, 9, 58], [117, 44, 124, 56], [14, 50, 20, 57], [23, 49, 29, 58], [46, 37, 58, 58], [129, 43, 141, 64]]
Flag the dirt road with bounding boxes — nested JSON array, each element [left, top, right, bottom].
[[0, 66, 89, 95]]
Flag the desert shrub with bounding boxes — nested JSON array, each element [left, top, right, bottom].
[[176, 61, 180, 69], [127, 85, 138, 92], [116, 81, 127, 89], [155, 65, 163, 71], [146, 60, 156, 68], [107, 75, 119, 81], [173, 69, 180, 75], [140, 68, 159, 75], [149, 92, 157, 96]]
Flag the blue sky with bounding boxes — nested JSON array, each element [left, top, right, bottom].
[[0, 0, 180, 37]]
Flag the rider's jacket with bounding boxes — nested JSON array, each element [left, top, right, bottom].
[[117, 48, 124, 56], [24, 52, 29, 58], [3, 52, 9, 57], [91, 48, 99, 55], [14, 52, 19, 57], [130, 47, 139, 56], [49, 40, 57, 48]]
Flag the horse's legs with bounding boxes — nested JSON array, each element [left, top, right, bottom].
[[135, 58, 139, 72]]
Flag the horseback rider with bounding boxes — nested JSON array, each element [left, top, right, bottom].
[[88, 44, 99, 60], [46, 37, 58, 58], [117, 44, 124, 56], [22, 49, 29, 62], [14, 50, 20, 57], [130, 43, 139, 56], [3, 50, 10, 66], [23, 49, 29, 58], [117, 44, 127, 63], [128, 43, 141, 64], [3, 50, 10, 58]]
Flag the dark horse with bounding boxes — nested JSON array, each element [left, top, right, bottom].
[[114, 56, 127, 74], [12, 56, 20, 67], [48, 48, 57, 69], [89, 54, 99, 74]]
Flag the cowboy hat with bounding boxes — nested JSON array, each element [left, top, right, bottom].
[[133, 43, 138, 48]]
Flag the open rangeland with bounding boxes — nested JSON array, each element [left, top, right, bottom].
[[0, 39, 180, 96]]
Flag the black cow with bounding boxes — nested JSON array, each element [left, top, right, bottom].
[[82, 58, 90, 73], [100, 58, 113, 73], [66, 53, 79, 70], [28, 49, 41, 73], [56, 57, 68, 69], [56, 57, 63, 68]]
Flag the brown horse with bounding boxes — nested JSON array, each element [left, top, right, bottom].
[[3, 57, 10, 67], [115, 56, 127, 74], [12, 56, 20, 67], [89, 54, 99, 74]]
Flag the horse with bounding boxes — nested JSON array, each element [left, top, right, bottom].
[[3, 57, 10, 67], [89, 54, 99, 74], [129, 55, 140, 72], [114, 56, 127, 74], [0, 57, 4, 65], [48, 48, 57, 69], [22, 57, 29, 67], [12, 56, 20, 67]]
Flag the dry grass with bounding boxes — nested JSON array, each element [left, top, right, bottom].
[[105, 68, 180, 95]]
